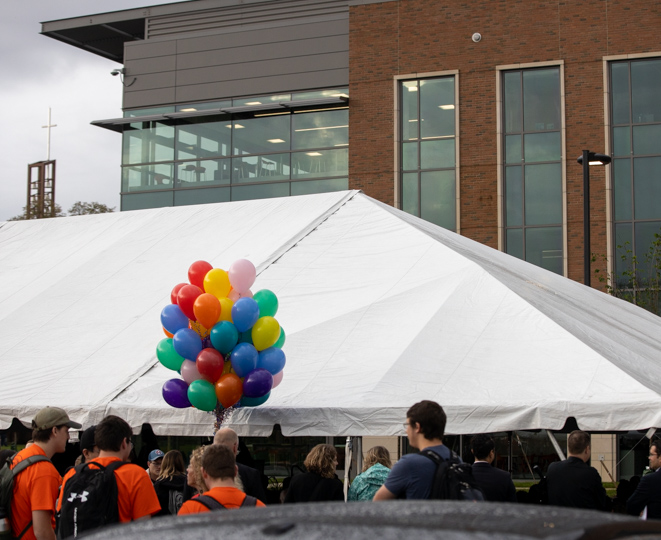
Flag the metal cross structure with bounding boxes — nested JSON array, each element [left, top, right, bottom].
[[26, 108, 58, 219], [42, 107, 57, 161]]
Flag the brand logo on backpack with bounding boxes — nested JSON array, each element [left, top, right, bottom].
[[67, 492, 89, 503]]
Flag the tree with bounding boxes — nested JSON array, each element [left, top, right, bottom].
[[68, 201, 115, 215], [8, 203, 65, 221]]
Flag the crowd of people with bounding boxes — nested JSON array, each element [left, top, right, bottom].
[[2, 400, 660, 539]]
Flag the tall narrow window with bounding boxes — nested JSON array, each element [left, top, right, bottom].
[[610, 59, 661, 303], [400, 77, 457, 231], [503, 67, 563, 275]]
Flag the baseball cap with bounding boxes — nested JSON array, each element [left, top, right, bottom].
[[148, 449, 164, 462], [31, 407, 82, 430], [79, 425, 97, 451]]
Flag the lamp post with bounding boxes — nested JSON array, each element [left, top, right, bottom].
[[576, 150, 612, 287]]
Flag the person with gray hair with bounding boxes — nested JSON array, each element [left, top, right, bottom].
[[213, 428, 266, 503], [348, 446, 391, 501]]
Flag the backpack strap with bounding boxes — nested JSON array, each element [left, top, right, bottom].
[[419, 448, 443, 465], [9, 455, 51, 540], [194, 495, 226, 511], [240, 495, 258, 507]]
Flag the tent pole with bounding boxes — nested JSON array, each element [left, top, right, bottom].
[[546, 430, 566, 460], [508, 431, 513, 475], [344, 436, 352, 501]]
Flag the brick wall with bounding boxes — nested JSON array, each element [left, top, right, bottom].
[[349, 0, 661, 283]]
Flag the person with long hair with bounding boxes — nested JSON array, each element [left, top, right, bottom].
[[348, 446, 391, 501], [284, 444, 344, 503], [153, 450, 187, 516], [183, 446, 208, 502]]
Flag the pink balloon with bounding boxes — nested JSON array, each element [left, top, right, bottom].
[[181, 359, 204, 384], [228, 288, 253, 302], [272, 370, 284, 389], [228, 259, 256, 293]]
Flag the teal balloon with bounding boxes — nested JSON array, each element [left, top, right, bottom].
[[156, 338, 185, 371], [273, 327, 286, 349], [210, 321, 239, 354], [187, 379, 217, 412], [253, 289, 279, 318], [240, 391, 270, 407]]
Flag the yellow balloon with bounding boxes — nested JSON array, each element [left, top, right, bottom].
[[204, 268, 231, 299], [218, 297, 234, 322], [252, 316, 281, 351]]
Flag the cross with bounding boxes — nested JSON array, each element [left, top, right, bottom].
[[42, 107, 57, 161]]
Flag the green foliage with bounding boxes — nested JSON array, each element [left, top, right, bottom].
[[593, 229, 661, 316], [8, 202, 65, 221], [68, 201, 115, 216]]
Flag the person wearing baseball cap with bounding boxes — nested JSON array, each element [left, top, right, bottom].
[[10, 406, 81, 540], [79, 425, 99, 464], [146, 449, 165, 483]]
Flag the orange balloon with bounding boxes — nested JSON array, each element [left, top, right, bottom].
[[215, 373, 243, 409], [163, 327, 173, 338], [193, 293, 221, 329]]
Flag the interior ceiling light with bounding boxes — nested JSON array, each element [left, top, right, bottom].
[[226, 124, 245, 129], [439, 104, 455, 110], [180, 108, 197, 112], [268, 139, 286, 143], [306, 152, 322, 156], [245, 101, 262, 105], [294, 125, 348, 132], [407, 86, 418, 92]]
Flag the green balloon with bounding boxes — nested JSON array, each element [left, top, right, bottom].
[[156, 338, 185, 371], [254, 289, 279, 318], [187, 379, 217, 412], [273, 327, 286, 349]]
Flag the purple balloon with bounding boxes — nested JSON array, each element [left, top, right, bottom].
[[242, 368, 273, 398], [162, 378, 191, 408]]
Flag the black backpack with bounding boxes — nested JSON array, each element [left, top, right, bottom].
[[420, 449, 484, 502], [57, 460, 126, 539], [0, 454, 51, 540], [194, 494, 258, 511]]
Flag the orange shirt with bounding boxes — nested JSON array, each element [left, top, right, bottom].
[[178, 486, 265, 514], [10, 445, 61, 540], [59, 457, 161, 522]]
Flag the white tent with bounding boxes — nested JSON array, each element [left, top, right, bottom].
[[2, 191, 661, 437]]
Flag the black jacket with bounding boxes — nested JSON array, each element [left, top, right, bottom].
[[238, 463, 267, 503], [471, 462, 517, 502], [153, 474, 187, 516], [627, 469, 661, 519], [546, 457, 612, 511], [284, 472, 344, 503]]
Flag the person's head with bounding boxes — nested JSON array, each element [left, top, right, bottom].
[[79, 425, 99, 463], [95, 415, 133, 459], [470, 434, 495, 462], [649, 441, 661, 471], [304, 444, 338, 479], [201, 444, 237, 482], [187, 446, 208, 493], [363, 446, 391, 472], [213, 428, 239, 455], [147, 449, 165, 479], [406, 400, 446, 447], [158, 450, 186, 481], [567, 430, 591, 460], [31, 407, 81, 454]]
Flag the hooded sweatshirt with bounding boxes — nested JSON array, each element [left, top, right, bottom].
[[153, 474, 187, 516], [347, 463, 391, 501]]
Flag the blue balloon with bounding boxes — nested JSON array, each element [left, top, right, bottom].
[[230, 342, 258, 377], [240, 391, 270, 407], [161, 304, 190, 334], [257, 347, 286, 375], [231, 297, 260, 333], [210, 321, 239, 354], [173, 328, 203, 360], [243, 369, 273, 398]]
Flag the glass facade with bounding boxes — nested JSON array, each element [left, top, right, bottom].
[[400, 77, 457, 231], [610, 59, 661, 294], [503, 67, 563, 275], [120, 89, 349, 210]]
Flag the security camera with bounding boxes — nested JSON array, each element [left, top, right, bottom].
[[110, 68, 125, 76]]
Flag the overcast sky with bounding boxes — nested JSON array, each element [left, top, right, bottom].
[[1, 1, 184, 221]]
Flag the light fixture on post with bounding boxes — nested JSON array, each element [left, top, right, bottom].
[[576, 150, 612, 287]]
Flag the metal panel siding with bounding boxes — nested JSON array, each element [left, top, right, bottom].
[[123, 87, 176, 110], [127, 55, 177, 75], [124, 39, 176, 61]]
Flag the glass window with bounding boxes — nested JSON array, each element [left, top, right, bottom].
[[122, 191, 173, 210], [291, 149, 347, 179], [174, 187, 230, 206], [178, 159, 231, 187], [400, 76, 457, 232], [176, 120, 231, 160], [292, 88, 348, 100], [124, 106, 174, 118], [121, 163, 174, 192], [503, 67, 563, 275], [122, 121, 175, 165], [231, 183, 290, 201], [233, 94, 291, 107], [176, 100, 231, 112], [232, 115, 290, 156], [611, 59, 661, 285], [292, 110, 348, 150], [290, 178, 348, 196], [232, 154, 291, 183]]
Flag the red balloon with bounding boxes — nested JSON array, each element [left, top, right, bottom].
[[197, 348, 225, 383], [170, 283, 188, 304], [188, 261, 214, 290], [177, 284, 203, 321]]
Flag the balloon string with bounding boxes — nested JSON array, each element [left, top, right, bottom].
[[213, 404, 236, 433]]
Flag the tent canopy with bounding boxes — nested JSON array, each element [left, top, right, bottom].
[[2, 191, 661, 436]]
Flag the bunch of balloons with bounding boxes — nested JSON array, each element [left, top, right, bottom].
[[157, 259, 286, 412]]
